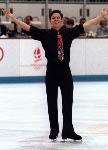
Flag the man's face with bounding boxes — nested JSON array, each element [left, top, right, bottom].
[[49, 13, 63, 30]]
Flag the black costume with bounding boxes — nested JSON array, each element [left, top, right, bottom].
[[29, 24, 84, 138]]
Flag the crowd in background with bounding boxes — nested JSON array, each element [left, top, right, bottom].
[[0, 15, 33, 38], [62, 16, 108, 37], [1, 15, 108, 38]]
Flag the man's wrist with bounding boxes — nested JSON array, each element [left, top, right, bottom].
[[100, 13, 105, 18], [12, 16, 16, 21]]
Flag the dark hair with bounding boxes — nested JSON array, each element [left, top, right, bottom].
[[79, 18, 86, 24], [66, 19, 74, 26], [49, 10, 63, 20], [100, 20, 107, 26], [25, 15, 33, 21]]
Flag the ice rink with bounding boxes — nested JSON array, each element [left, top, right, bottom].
[[0, 82, 108, 150]]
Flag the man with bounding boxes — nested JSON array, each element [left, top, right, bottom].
[[61, 16, 69, 29], [2, 8, 108, 141], [97, 20, 108, 36], [79, 17, 89, 36], [21, 15, 33, 36], [0, 18, 7, 37], [8, 21, 18, 37]]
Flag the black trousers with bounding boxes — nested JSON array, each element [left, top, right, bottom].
[[45, 62, 74, 133]]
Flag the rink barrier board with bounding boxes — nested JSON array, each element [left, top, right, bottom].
[[1, 39, 108, 81], [0, 75, 108, 83]]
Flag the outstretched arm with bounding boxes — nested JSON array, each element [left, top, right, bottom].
[[2, 8, 30, 31], [83, 8, 108, 29]]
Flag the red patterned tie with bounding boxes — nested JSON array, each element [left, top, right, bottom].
[[57, 31, 64, 61]]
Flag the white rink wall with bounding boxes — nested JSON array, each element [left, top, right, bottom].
[[0, 38, 108, 77]]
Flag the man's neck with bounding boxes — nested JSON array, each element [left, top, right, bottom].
[[52, 26, 61, 31]]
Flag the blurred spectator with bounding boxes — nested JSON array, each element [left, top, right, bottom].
[[65, 19, 74, 28], [61, 17, 69, 29], [97, 20, 108, 36], [0, 18, 7, 37], [8, 21, 18, 37], [79, 17, 89, 36], [21, 15, 33, 36], [80, 18, 86, 25]]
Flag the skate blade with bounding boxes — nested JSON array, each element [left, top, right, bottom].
[[51, 138, 57, 142]]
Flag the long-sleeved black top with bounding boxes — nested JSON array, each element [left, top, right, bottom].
[[29, 24, 84, 64]]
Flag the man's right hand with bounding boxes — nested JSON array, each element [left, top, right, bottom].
[[2, 8, 14, 19]]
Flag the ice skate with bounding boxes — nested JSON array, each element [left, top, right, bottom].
[[49, 131, 58, 141], [62, 131, 82, 141]]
